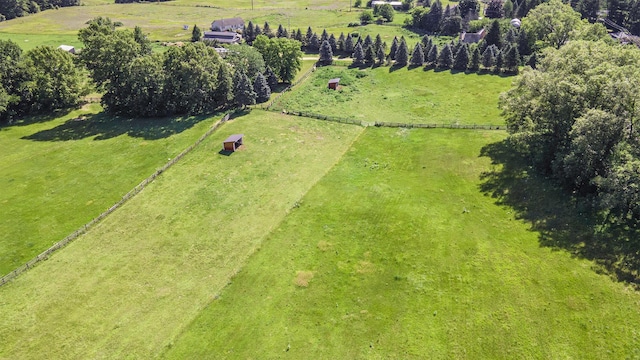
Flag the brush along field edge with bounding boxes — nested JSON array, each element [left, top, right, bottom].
[[0, 111, 364, 359]]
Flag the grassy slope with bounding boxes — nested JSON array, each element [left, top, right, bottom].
[[0, 110, 364, 359], [0, 104, 216, 276], [275, 65, 512, 125], [0, 3, 421, 47], [163, 128, 640, 359]]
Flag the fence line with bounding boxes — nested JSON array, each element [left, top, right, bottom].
[[373, 121, 505, 130], [260, 64, 317, 110], [0, 112, 231, 287]]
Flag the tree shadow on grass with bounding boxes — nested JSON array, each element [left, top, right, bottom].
[[22, 111, 213, 141], [479, 139, 640, 288], [0, 108, 75, 130]]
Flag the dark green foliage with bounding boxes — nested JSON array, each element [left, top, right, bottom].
[[134, 26, 152, 55], [264, 66, 278, 88], [453, 44, 469, 70], [427, 44, 438, 64], [440, 16, 463, 35], [337, 32, 345, 52], [263, 22, 274, 38], [233, 70, 256, 108], [437, 43, 454, 68], [374, 3, 395, 21], [527, 52, 537, 68], [245, 21, 255, 43], [309, 33, 320, 51], [0, 0, 79, 20], [410, 42, 425, 66], [485, 0, 504, 18], [517, 29, 532, 56], [253, 72, 271, 103], [577, 0, 599, 22], [363, 34, 373, 50], [458, 0, 480, 18], [504, 45, 519, 73], [224, 45, 266, 78], [504, 0, 514, 17], [365, 45, 376, 64], [320, 29, 328, 43], [277, 24, 286, 38], [191, 24, 202, 42], [469, 47, 481, 71], [305, 27, 314, 46], [389, 36, 398, 60], [608, 0, 628, 26], [395, 38, 409, 66], [319, 40, 334, 65], [213, 63, 233, 106], [376, 45, 386, 64], [252, 35, 302, 83], [345, 33, 355, 55], [360, 10, 374, 23], [485, 20, 503, 49], [294, 28, 303, 43], [329, 34, 337, 52], [481, 45, 496, 69], [374, 34, 383, 53], [494, 50, 503, 73], [352, 43, 365, 65]]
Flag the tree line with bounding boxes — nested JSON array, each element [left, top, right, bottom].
[[0, 0, 78, 21]]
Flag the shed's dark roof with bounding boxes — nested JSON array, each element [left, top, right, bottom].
[[328, 78, 341, 83], [223, 134, 244, 143], [203, 31, 242, 43]]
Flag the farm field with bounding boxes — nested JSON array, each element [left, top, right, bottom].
[[274, 65, 512, 125], [0, 103, 217, 276], [163, 127, 640, 359], [0, 110, 364, 359], [0, 3, 419, 49]]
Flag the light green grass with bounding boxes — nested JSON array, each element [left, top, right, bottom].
[[162, 127, 640, 359], [275, 65, 513, 125], [0, 3, 421, 44], [0, 110, 364, 359], [0, 104, 219, 276]]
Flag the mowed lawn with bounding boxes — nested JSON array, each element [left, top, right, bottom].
[[0, 104, 216, 276], [0, 110, 364, 359], [163, 128, 640, 359], [275, 65, 513, 126]]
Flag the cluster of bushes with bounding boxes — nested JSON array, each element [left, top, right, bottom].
[[0, 40, 89, 123]]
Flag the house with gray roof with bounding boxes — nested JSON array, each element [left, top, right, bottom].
[[211, 17, 245, 32]]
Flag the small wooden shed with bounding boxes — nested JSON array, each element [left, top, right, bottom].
[[328, 78, 340, 90], [222, 134, 244, 152]]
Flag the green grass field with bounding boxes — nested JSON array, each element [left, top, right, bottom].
[[162, 127, 640, 359], [0, 104, 219, 276], [0, 110, 364, 359], [274, 65, 513, 125]]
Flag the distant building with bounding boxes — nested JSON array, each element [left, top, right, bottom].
[[210, 17, 245, 32], [460, 28, 486, 44], [370, 0, 403, 9], [203, 31, 243, 44], [57, 45, 76, 54]]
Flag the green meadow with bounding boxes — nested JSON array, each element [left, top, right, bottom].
[[274, 65, 512, 125], [0, 104, 218, 276], [0, 110, 364, 359]]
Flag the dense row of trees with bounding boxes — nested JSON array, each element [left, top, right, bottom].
[[0, 0, 78, 21], [0, 40, 88, 123], [501, 40, 640, 230]]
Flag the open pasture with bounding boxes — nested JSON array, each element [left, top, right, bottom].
[[0, 104, 217, 276], [163, 127, 640, 359], [274, 65, 513, 125], [0, 110, 364, 359]]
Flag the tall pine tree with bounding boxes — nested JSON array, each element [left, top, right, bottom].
[[410, 43, 425, 66]]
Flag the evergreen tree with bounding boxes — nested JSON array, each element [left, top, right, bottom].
[[374, 34, 383, 53], [191, 24, 202, 42], [294, 28, 303, 43], [515, 0, 528, 17], [427, 0, 444, 32], [485, 20, 503, 49], [437, 43, 454, 68], [453, 44, 470, 70], [505, 28, 517, 44], [485, 0, 505, 18], [504, 45, 520, 73], [337, 33, 346, 52], [329, 34, 337, 52], [363, 34, 373, 50], [254, 24, 262, 38], [427, 44, 438, 64], [282, 28, 289, 39], [577, 0, 599, 22], [377, 44, 386, 64], [440, 15, 463, 35], [608, 0, 629, 26], [309, 33, 320, 51], [410, 42, 425, 66], [264, 66, 278, 88], [319, 40, 334, 65], [390, 36, 399, 59], [277, 24, 286, 38], [263, 22, 274, 38], [213, 63, 233, 106], [233, 70, 256, 108], [245, 21, 255, 43], [527, 52, 537, 69], [421, 34, 430, 47], [395, 38, 409, 65], [345, 33, 355, 55], [481, 45, 495, 69], [253, 72, 271, 103], [321, 29, 329, 43], [352, 43, 365, 64], [305, 27, 314, 46], [494, 50, 504, 73], [504, 0, 514, 17], [469, 47, 481, 71], [365, 45, 376, 64]]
